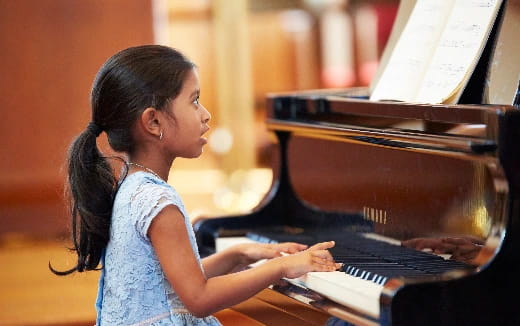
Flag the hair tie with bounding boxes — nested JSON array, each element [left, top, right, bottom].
[[87, 122, 103, 137]]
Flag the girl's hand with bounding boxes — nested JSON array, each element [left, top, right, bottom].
[[233, 242, 308, 266], [278, 241, 342, 279]]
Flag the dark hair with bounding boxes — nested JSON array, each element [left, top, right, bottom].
[[51, 45, 195, 274]]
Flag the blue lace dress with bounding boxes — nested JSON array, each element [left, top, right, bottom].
[[95, 172, 222, 326]]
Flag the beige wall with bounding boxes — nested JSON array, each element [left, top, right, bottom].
[[0, 0, 154, 237]]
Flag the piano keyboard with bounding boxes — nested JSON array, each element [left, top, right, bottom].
[[288, 271, 383, 317], [215, 235, 383, 316], [247, 228, 471, 281], [215, 228, 472, 318]]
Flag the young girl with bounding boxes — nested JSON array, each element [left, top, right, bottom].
[[53, 45, 341, 325]]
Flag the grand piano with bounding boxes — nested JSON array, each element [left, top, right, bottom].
[[194, 0, 520, 325]]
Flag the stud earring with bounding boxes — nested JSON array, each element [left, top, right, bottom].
[[159, 131, 163, 140]]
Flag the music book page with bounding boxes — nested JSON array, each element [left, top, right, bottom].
[[370, 0, 502, 104], [369, 0, 417, 94]]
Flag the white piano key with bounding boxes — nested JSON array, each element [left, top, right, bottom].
[[294, 271, 383, 318]]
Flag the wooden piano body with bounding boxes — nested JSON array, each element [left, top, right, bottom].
[[195, 1, 520, 325]]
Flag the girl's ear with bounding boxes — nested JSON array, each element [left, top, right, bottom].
[[140, 107, 162, 138]]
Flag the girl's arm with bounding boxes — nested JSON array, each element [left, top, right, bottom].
[[202, 241, 309, 277], [149, 204, 340, 318]]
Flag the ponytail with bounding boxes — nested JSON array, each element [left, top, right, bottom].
[[50, 45, 195, 275], [50, 124, 117, 275]]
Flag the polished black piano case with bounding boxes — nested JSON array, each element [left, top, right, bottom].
[[195, 1, 520, 325]]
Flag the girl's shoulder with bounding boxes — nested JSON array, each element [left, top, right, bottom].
[[119, 171, 185, 213], [114, 172, 186, 240], [119, 171, 176, 198]]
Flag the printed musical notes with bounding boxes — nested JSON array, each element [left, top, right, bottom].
[[370, 0, 502, 104]]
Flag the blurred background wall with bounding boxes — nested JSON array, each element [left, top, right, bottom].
[[0, 0, 398, 238], [0, 0, 155, 237], [0, 0, 398, 325]]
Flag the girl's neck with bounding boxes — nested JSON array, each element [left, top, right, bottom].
[[127, 161, 168, 182]]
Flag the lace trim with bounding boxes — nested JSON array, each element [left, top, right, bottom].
[[128, 312, 170, 326], [172, 308, 190, 314], [127, 309, 193, 326]]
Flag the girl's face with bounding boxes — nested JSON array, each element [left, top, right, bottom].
[[164, 68, 211, 159]]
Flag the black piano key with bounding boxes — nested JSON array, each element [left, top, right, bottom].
[[247, 228, 473, 284]]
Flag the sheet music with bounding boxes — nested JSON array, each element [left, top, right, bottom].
[[370, 0, 502, 104], [415, 0, 502, 103], [370, 0, 455, 102], [369, 0, 417, 94]]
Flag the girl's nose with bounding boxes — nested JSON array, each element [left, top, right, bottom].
[[202, 105, 211, 123]]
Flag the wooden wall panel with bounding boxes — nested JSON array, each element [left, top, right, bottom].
[[0, 0, 154, 237]]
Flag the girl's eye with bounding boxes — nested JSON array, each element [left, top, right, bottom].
[[193, 96, 200, 105]]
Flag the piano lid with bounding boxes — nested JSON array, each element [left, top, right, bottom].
[[485, 0, 520, 105]]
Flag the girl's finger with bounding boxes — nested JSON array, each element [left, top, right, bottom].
[[277, 242, 308, 253], [312, 249, 334, 260], [308, 241, 335, 251]]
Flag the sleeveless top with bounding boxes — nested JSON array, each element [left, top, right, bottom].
[[95, 172, 222, 326]]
